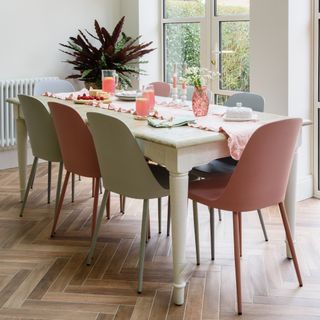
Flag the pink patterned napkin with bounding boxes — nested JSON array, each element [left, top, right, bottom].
[[189, 115, 263, 160]]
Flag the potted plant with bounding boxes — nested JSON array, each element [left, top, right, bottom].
[[60, 17, 155, 89]]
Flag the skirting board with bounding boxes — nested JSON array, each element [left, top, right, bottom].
[[0, 146, 34, 170], [297, 174, 313, 201]]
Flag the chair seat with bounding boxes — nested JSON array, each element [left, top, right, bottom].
[[149, 163, 169, 189], [149, 164, 198, 190], [189, 173, 232, 206], [192, 157, 237, 178]]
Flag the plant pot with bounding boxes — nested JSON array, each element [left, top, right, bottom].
[[192, 86, 209, 117], [84, 81, 99, 90]]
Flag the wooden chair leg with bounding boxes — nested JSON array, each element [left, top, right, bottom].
[[257, 209, 269, 241], [99, 178, 102, 194], [147, 209, 151, 240], [121, 195, 126, 214], [193, 200, 200, 265], [91, 178, 94, 197], [233, 211, 242, 315], [71, 173, 75, 203], [47, 161, 52, 204], [20, 157, 38, 217], [55, 162, 63, 214], [87, 190, 109, 265], [158, 198, 162, 234], [51, 171, 70, 236], [239, 212, 242, 257], [209, 208, 215, 260], [278, 202, 303, 287], [91, 178, 100, 238], [167, 197, 171, 237], [137, 199, 149, 293], [106, 194, 111, 219]]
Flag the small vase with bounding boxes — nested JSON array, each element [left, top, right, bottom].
[[192, 86, 209, 117]]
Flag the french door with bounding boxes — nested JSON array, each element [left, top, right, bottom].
[[161, 0, 250, 104]]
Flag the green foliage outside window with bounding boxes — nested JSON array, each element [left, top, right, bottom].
[[164, 0, 249, 92]]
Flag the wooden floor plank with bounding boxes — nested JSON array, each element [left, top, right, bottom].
[[0, 165, 319, 319]]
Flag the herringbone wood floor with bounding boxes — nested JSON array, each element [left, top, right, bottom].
[[0, 163, 320, 320]]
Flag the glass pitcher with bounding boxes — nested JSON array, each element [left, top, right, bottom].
[[101, 70, 118, 94]]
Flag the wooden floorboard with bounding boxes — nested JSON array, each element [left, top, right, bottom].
[[0, 163, 319, 319]]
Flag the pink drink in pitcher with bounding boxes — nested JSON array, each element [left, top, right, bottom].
[[102, 77, 115, 93]]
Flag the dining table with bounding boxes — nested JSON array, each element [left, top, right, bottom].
[[7, 93, 311, 306]]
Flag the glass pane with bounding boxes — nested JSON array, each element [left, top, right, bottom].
[[164, 0, 205, 19], [219, 21, 250, 92], [216, 0, 249, 16], [215, 94, 229, 105], [164, 23, 201, 83]]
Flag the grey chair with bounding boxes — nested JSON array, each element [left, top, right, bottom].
[[18, 95, 63, 217], [224, 92, 264, 112], [86, 112, 170, 293], [34, 79, 75, 96], [150, 82, 171, 97], [33, 79, 77, 203], [191, 92, 268, 260]]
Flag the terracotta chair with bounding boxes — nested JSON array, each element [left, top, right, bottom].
[[189, 118, 303, 315], [150, 82, 171, 97], [86, 112, 170, 293], [48, 102, 112, 237], [18, 95, 63, 216], [192, 92, 268, 250]]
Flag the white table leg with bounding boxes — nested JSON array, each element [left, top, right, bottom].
[[169, 171, 189, 305], [15, 116, 27, 202], [284, 150, 298, 258]]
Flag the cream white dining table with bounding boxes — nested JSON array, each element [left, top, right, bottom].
[[7, 96, 311, 305]]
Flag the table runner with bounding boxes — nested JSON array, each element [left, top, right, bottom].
[[45, 92, 264, 160]]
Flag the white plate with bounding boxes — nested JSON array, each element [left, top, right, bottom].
[[115, 92, 137, 101], [223, 114, 258, 122]]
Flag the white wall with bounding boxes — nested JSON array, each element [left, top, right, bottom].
[[250, 0, 313, 200], [120, 0, 161, 88], [0, 0, 121, 168], [0, 0, 121, 82]]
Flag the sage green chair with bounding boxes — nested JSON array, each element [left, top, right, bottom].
[[86, 112, 169, 293], [33, 79, 76, 203], [18, 95, 63, 217]]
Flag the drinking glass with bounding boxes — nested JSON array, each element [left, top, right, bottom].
[[135, 92, 149, 118], [101, 70, 118, 94], [143, 84, 155, 113]]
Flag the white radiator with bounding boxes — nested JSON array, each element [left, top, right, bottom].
[[0, 77, 58, 148]]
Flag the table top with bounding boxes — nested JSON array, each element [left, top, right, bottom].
[[7, 96, 311, 150]]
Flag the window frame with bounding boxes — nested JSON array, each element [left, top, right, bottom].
[[161, 0, 250, 103], [313, 0, 320, 197]]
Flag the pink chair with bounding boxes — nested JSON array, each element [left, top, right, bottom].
[[189, 118, 303, 315], [150, 82, 171, 97], [48, 102, 104, 237]]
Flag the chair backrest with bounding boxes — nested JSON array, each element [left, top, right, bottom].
[[34, 79, 75, 96], [18, 95, 62, 162], [87, 112, 168, 199], [217, 118, 302, 212], [224, 92, 264, 112], [48, 102, 100, 178], [150, 82, 171, 97]]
